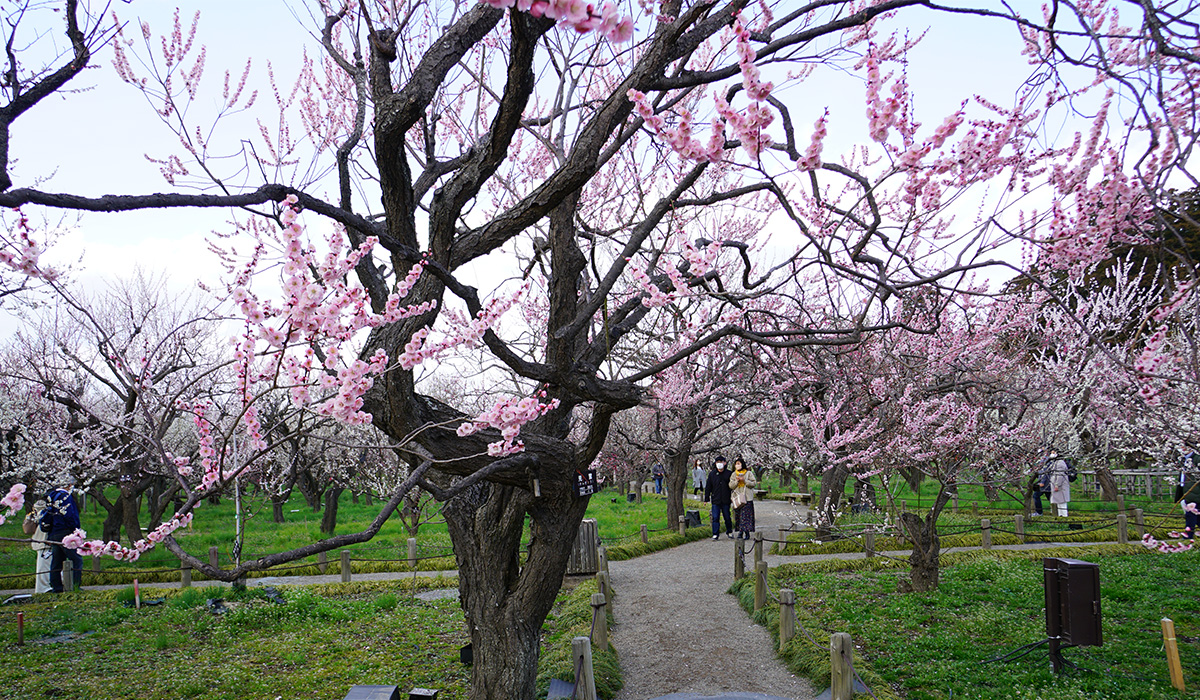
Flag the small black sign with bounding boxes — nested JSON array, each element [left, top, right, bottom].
[[574, 469, 598, 497]]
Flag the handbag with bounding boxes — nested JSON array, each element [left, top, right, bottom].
[[732, 490, 746, 509]]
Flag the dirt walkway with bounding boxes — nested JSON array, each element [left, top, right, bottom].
[[608, 500, 815, 700]]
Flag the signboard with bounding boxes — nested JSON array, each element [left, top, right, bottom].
[[573, 469, 598, 497]]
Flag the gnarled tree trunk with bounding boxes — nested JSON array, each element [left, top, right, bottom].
[[899, 481, 955, 592], [444, 477, 590, 700]]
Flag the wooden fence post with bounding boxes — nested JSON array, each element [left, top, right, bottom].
[[92, 556, 101, 573], [1117, 513, 1128, 544], [591, 593, 608, 649], [981, 519, 992, 549], [831, 632, 854, 700], [1163, 618, 1186, 692], [1135, 508, 1145, 539], [778, 525, 789, 553], [952, 496, 958, 513], [1117, 494, 1126, 513], [1014, 514, 1025, 544], [778, 589, 796, 648], [753, 532, 764, 565], [754, 561, 768, 612], [636, 483, 643, 505], [340, 550, 351, 583], [63, 559, 74, 593], [640, 524, 648, 544], [596, 571, 613, 607], [598, 546, 609, 577], [572, 637, 597, 700], [408, 538, 418, 568], [972, 501, 979, 517], [734, 540, 745, 579], [678, 515, 687, 537], [317, 551, 328, 574], [209, 546, 219, 570], [180, 561, 192, 588], [864, 530, 875, 558]]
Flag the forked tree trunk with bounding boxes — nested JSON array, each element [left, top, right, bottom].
[[816, 464, 850, 539], [899, 482, 955, 592], [444, 478, 590, 700]]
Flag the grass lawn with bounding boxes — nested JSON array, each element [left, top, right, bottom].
[[2, 581, 472, 700], [739, 544, 1200, 700]]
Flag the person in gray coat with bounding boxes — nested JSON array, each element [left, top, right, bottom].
[[1047, 451, 1071, 517]]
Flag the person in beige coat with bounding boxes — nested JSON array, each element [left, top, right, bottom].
[[729, 456, 757, 540], [21, 499, 52, 594]]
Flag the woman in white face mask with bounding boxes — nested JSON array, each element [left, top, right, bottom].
[[729, 457, 757, 540], [704, 456, 734, 539]]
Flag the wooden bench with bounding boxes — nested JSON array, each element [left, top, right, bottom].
[[781, 492, 812, 506]]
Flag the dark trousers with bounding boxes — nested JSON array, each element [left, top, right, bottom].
[[1034, 490, 1049, 515], [48, 537, 82, 593], [653, 476, 664, 494], [1185, 502, 1199, 539], [711, 502, 733, 535]]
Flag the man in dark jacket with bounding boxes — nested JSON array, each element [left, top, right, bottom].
[[41, 481, 82, 593], [704, 455, 734, 540], [1178, 449, 1199, 539]]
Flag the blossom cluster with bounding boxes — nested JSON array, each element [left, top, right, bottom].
[[1141, 531, 1194, 554], [480, 0, 633, 42], [0, 484, 25, 526], [457, 392, 561, 456], [228, 196, 434, 430], [69, 513, 195, 562], [2, 209, 60, 282], [628, 90, 725, 163], [627, 14, 775, 163], [397, 280, 531, 369]]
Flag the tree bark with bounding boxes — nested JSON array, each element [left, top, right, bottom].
[[900, 482, 954, 592], [444, 478, 589, 700], [665, 407, 701, 527], [816, 464, 850, 539], [320, 487, 343, 534]]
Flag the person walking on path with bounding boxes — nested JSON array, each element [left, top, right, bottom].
[[691, 459, 707, 496], [1047, 451, 1071, 517], [1178, 448, 1200, 539], [730, 456, 757, 539], [41, 479, 83, 593], [705, 455, 734, 539], [652, 462, 666, 495]]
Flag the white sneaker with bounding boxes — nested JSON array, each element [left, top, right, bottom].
[[712, 535, 719, 540]]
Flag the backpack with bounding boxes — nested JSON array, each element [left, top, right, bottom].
[[1065, 459, 1078, 482], [38, 489, 81, 534]]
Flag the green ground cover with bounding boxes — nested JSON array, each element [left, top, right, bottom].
[[3, 580, 471, 700], [734, 544, 1200, 700], [756, 470, 1177, 517]]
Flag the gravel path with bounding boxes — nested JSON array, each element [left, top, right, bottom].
[[608, 500, 815, 700]]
